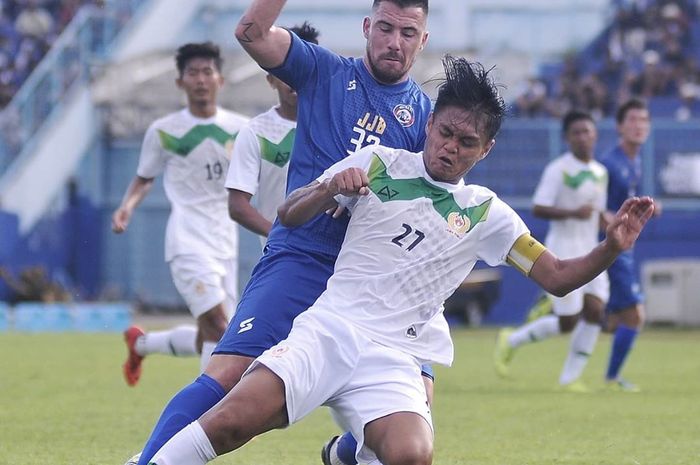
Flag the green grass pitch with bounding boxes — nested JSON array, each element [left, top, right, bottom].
[[1, 327, 699, 464]]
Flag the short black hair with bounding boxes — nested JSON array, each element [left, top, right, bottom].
[[433, 55, 506, 141], [562, 109, 594, 134], [290, 21, 320, 45], [175, 42, 223, 77], [373, 0, 429, 14], [616, 97, 648, 124]]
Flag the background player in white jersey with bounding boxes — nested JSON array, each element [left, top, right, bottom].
[[147, 56, 655, 465], [226, 22, 319, 244], [111, 42, 248, 385], [494, 110, 610, 391]]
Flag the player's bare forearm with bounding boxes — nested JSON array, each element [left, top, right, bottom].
[[227, 190, 273, 237], [111, 176, 154, 233], [234, 0, 291, 69], [533, 204, 593, 220], [277, 181, 337, 227], [530, 197, 654, 296]]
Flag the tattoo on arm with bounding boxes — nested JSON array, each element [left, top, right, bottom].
[[239, 21, 256, 43]]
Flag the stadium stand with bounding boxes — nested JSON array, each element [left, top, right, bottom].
[[513, 0, 700, 119]]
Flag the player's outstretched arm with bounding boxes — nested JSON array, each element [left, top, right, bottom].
[[234, 0, 292, 69], [278, 168, 369, 227], [111, 176, 155, 233], [529, 196, 654, 296]]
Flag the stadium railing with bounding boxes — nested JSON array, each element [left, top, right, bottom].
[[0, 1, 146, 174]]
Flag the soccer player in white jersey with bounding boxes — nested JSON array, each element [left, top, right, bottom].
[[147, 56, 654, 465], [494, 110, 610, 392], [111, 42, 248, 385], [226, 22, 319, 245]]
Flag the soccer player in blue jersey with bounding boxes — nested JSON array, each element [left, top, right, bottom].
[[127, 2, 433, 465], [599, 98, 659, 392]]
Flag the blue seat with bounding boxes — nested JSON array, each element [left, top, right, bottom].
[[14, 302, 72, 332], [72, 302, 132, 332], [0, 302, 9, 331]]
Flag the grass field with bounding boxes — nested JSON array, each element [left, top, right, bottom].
[[1, 327, 699, 465]]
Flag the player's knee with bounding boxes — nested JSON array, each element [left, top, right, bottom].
[[203, 354, 254, 392], [559, 314, 578, 333], [198, 307, 229, 341], [378, 437, 432, 465]]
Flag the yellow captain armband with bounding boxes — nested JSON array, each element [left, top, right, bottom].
[[506, 233, 547, 276]]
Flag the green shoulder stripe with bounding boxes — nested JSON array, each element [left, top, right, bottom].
[[158, 124, 237, 156], [563, 170, 605, 189], [259, 128, 295, 167], [367, 154, 492, 234]]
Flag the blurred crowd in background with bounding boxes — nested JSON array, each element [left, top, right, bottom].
[[514, 0, 700, 119], [0, 0, 102, 107]]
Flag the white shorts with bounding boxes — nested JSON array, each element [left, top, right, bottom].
[[550, 271, 609, 316], [168, 255, 237, 318], [248, 310, 433, 464]]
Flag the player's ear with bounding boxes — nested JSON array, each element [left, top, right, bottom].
[[362, 16, 370, 39], [480, 139, 496, 160], [425, 112, 435, 133]]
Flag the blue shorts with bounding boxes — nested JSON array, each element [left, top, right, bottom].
[[214, 245, 336, 357], [606, 251, 643, 313]]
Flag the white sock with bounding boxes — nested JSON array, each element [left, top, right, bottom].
[[150, 421, 217, 465], [135, 325, 198, 357], [559, 320, 601, 385], [200, 341, 217, 372], [508, 315, 560, 348]]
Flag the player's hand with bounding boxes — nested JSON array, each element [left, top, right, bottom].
[[573, 204, 594, 219], [604, 196, 654, 252], [328, 168, 370, 197], [111, 207, 132, 234], [325, 205, 347, 219]]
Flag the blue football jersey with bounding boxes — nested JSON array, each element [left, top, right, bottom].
[[600, 144, 642, 212], [265, 32, 433, 256]]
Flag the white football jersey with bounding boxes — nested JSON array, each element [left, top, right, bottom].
[[310, 146, 530, 366], [532, 152, 608, 258], [137, 108, 249, 261], [225, 107, 295, 240]]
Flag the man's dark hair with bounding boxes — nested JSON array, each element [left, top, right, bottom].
[[562, 109, 594, 134], [175, 42, 223, 77], [373, 0, 429, 14], [616, 97, 648, 124], [433, 55, 506, 141], [290, 21, 320, 45]]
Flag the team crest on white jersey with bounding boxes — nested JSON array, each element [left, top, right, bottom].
[[393, 104, 415, 127], [447, 211, 471, 236]]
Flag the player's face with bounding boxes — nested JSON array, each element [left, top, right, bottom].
[[618, 108, 650, 147], [362, 2, 428, 84], [565, 119, 597, 161], [423, 106, 495, 184], [176, 57, 223, 107], [267, 74, 297, 111]]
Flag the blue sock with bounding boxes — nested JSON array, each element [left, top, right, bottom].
[[336, 431, 358, 465], [137, 374, 225, 465], [606, 325, 638, 381]]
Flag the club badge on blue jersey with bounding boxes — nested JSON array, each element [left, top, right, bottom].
[[393, 104, 415, 128]]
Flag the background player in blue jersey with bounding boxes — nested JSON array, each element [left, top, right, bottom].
[[127, 2, 432, 465], [599, 98, 659, 392]]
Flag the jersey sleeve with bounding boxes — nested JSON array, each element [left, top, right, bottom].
[[265, 32, 340, 95], [225, 124, 262, 196], [136, 123, 167, 179], [531, 160, 560, 207], [477, 197, 532, 268], [315, 146, 377, 210]]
